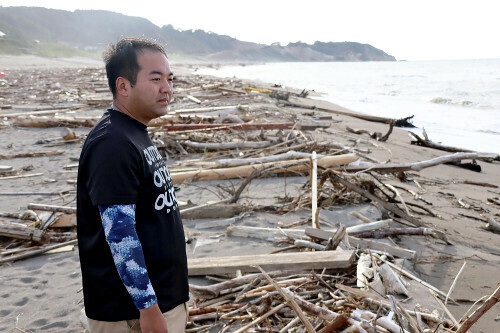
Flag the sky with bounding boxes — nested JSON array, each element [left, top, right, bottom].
[[2, 0, 499, 61]]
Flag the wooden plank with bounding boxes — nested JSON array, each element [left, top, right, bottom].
[[50, 214, 77, 228], [187, 250, 355, 276]]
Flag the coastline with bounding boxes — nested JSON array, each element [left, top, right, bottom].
[[0, 56, 499, 332]]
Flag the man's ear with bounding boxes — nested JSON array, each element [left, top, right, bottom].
[[116, 77, 130, 97]]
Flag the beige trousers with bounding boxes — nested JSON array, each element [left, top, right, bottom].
[[87, 302, 188, 333]]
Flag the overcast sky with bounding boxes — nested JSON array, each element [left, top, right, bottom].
[[2, 0, 499, 60]]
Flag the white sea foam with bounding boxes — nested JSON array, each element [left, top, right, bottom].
[[197, 59, 500, 154]]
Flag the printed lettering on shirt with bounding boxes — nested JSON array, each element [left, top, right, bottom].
[[143, 145, 177, 212]]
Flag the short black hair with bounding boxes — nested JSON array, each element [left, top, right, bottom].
[[103, 38, 167, 97]]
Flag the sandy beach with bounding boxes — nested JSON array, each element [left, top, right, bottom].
[[0, 55, 499, 332]]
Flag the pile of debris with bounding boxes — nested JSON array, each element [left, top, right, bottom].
[[1, 66, 499, 332]]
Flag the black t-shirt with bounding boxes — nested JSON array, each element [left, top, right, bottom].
[[77, 109, 189, 321]]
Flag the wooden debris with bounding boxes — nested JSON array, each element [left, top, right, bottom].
[[160, 122, 294, 132], [0, 150, 65, 159], [483, 217, 500, 233], [172, 153, 358, 183], [0, 65, 496, 333], [456, 284, 500, 333], [187, 250, 355, 275], [0, 220, 48, 243], [0, 239, 78, 265], [305, 227, 416, 260]]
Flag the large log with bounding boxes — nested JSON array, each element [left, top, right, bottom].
[[171, 153, 358, 183], [187, 250, 355, 276]]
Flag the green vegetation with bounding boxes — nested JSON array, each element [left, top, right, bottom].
[[0, 37, 99, 58], [33, 42, 99, 58]]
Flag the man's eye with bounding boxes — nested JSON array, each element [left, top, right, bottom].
[[152, 78, 160, 81]]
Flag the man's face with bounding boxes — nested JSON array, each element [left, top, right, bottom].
[[127, 49, 173, 124]]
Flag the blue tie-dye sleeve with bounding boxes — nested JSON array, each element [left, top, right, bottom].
[[98, 204, 157, 310]]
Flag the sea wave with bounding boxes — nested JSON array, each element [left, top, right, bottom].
[[477, 129, 500, 135], [430, 97, 474, 107]]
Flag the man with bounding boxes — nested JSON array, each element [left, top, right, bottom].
[[77, 38, 189, 333]]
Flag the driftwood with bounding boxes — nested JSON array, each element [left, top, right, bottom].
[[182, 140, 274, 151], [171, 153, 358, 183], [0, 107, 84, 118], [218, 87, 247, 95], [160, 122, 294, 132], [306, 228, 416, 260], [181, 203, 243, 220], [211, 150, 318, 168], [228, 221, 390, 243], [27, 203, 77, 214], [345, 121, 394, 142], [256, 266, 316, 333], [0, 150, 65, 159], [189, 270, 302, 298], [373, 254, 449, 300], [326, 172, 422, 227], [456, 285, 500, 333], [13, 116, 97, 128], [281, 288, 364, 331], [377, 263, 409, 296], [0, 173, 43, 181], [0, 239, 78, 265], [0, 220, 48, 243], [343, 152, 498, 174], [287, 96, 394, 124], [170, 104, 247, 114], [356, 253, 372, 288], [354, 227, 444, 240], [187, 250, 355, 275], [410, 131, 476, 153], [483, 217, 500, 233]]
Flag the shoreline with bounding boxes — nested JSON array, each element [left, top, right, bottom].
[[0, 55, 499, 332]]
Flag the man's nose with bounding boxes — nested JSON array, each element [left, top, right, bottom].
[[161, 80, 173, 97]]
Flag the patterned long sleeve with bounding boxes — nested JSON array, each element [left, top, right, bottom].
[[98, 204, 157, 310]]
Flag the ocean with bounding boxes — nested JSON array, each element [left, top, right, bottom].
[[197, 59, 500, 154]]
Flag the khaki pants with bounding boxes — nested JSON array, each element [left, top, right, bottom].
[[87, 303, 188, 333]]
